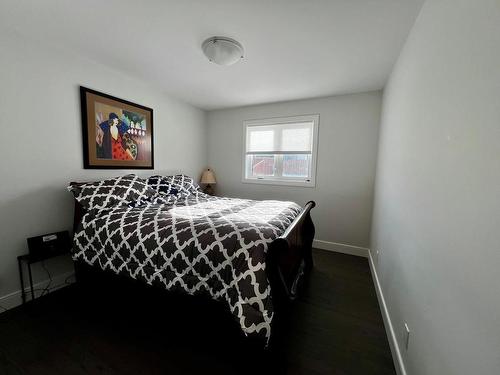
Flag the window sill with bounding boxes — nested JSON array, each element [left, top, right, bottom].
[[242, 177, 315, 188]]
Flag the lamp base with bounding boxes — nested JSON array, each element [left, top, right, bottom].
[[203, 184, 215, 196]]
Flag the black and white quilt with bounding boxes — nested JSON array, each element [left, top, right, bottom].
[[72, 187, 302, 342]]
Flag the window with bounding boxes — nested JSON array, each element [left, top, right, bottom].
[[242, 115, 319, 187]]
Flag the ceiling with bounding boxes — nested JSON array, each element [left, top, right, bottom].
[[0, 0, 424, 110]]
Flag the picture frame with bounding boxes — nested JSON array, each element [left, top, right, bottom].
[[80, 86, 154, 169]]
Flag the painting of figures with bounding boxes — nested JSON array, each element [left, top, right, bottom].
[[80, 87, 153, 169]]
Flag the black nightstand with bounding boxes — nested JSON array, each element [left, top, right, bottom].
[[18, 231, 72, 305], [17, 252, 65, 305]]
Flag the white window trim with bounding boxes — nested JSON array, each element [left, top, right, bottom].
[[241, 114, 319, 188]]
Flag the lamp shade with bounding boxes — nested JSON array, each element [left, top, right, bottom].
[[201, 169, 216, 184]]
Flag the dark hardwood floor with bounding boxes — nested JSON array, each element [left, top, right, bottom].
[[0, 250, 395, 375]]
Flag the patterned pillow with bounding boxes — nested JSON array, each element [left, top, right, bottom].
[[145, 175, 179, 196], [68, 174, 157, 210], [146, 174, 201, 197]]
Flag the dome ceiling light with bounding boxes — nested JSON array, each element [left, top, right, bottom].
[[202, 36, 244, 66]]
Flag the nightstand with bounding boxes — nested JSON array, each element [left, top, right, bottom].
[[18, 234, 71, 305], [17, 253, 61, 305]]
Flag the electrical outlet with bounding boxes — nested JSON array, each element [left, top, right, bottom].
[[404, 323, 410, 350]]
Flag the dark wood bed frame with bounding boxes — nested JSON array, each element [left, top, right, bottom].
[[71, 191, 316, 345]]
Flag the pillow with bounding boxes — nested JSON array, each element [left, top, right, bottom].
[[174, 174, 202, 194], [146, 174, 201, 197], [68, 174, 157, 210], [145, 175, 179, 196]]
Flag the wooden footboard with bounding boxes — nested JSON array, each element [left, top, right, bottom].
[[267, 201, 316, 302]]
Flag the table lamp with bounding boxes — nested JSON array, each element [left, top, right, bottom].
[[201, 168, 216, 195]]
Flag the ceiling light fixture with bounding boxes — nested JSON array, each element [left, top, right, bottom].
[[202, 36, 244, 66]]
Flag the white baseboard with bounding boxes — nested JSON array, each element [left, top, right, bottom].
[[313, 239, 369, 258], [0, 271, 75, 312], [368, 250, 407, 375]]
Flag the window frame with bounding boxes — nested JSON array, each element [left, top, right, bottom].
[[241, 114, 319, 188]]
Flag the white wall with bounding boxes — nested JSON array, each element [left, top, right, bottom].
[[207, 92, 382, 248], [0, 31, 207, 304], [371, 1, 500, 374]]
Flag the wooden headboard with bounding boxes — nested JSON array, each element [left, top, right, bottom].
[[69, 182, 87, 233]]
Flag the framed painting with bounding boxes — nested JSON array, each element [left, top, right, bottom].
[[80, 86, 154, 169]]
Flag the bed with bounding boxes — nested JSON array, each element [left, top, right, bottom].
[[69, 174, 315, 345]]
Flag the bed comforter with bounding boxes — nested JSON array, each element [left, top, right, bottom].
[[72, 193, 302, 342]]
